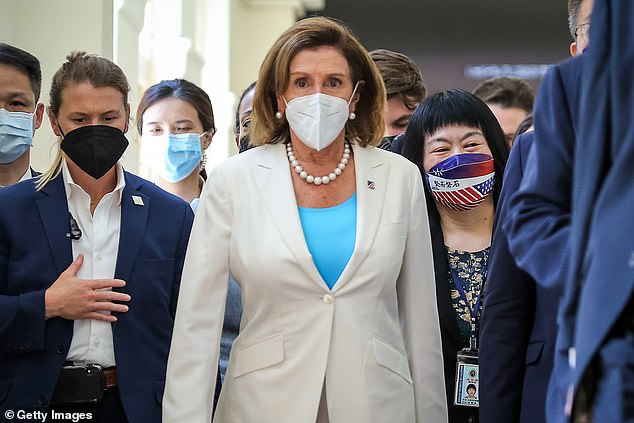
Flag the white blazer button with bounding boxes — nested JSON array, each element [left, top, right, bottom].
[[322, 294, 334, 304]]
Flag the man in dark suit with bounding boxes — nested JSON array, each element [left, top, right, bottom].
[[496, 55, 586, 423], [0, 52, 194, 423], [479, 131, 562, 423], [504, 57, 585, 423], [0, 43, 45, 186], [562, 0, 634, 419], [480, 1, 592, 421]]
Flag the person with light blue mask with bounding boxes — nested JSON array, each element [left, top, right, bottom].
[[137, 79, 244, 412], [137, 79, 215, 212], [0, 43, 45, 187]]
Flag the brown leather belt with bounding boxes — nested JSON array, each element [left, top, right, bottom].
[[103, 367, 118, 389]]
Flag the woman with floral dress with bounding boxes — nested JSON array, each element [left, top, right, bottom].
[[401, 89, 509, 423]]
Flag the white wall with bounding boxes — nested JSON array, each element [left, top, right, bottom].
[[0, 0, 127, 173], [1, 0, 323, 175]]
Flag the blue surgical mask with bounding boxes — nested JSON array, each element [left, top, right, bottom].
[[145, 132, 203, 182], [0, 108, 34, 163]]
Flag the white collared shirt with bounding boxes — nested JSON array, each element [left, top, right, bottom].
[[62, 160, 125, 367], [190, 197, 199, 213]]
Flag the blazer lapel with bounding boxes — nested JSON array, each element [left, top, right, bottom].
[[37, 176, 73, 275], [331, 145, 387, 292], [253, 145, 325, 288], [429, 210, 463, 346], [114, 173, 149, 283]]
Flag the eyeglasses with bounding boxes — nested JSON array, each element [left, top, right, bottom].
[[574, 23, 590, 43]]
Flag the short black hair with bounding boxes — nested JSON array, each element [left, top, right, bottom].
[[0, 43, 42, 100], [401, 89, 509, 207]]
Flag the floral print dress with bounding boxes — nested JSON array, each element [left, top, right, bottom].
[[446, 247, 490, 346]]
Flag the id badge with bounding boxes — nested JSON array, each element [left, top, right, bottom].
[[454, 348, 479, 407]]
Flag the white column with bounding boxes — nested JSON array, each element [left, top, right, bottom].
[[0, 0, 324, 174], [222, 0, 325, 158], [136, 0, 208, 178], [199, 0, 233, 169], [230, 0, 325, 101], [138, 0, 205, 84], [114, 0, 148, 172]]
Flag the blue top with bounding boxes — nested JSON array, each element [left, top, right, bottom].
[[298, 192, 357, 289]]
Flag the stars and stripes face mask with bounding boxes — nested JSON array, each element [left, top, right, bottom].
[[425, 153, 495, 211]]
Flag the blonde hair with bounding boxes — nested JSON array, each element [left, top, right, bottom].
[[36, 51, 130, 190], [250, 16, 386, 148]]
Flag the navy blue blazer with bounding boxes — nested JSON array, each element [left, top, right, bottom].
[[505, 56, 585, 422], [480, 132, 560, 423], [565, 0, 634, 397], [0, 172, 194, 423]]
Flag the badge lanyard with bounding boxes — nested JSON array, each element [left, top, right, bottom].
[[448, 260, 487, 351], [448, 254, 488, 408]]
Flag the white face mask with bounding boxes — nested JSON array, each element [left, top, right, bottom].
[[284, 82, 359, 151]]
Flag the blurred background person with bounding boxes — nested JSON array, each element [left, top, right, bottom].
[[136, 78, 241, 409], [553, 0, 634, 420], [402, 89, 509, 423], [473, 76, 534, 146], [164, 16, 447, 423], [234, 81, 256, 153], [0, 43, 45, 186], [568, 0, 592, 57], [502, 0, 593, 420], [512, 112, 533, 141], [480, 0, 593, 423], [478, 111, 542, 423], [369, 48, 426, 152], [0, 51, 193, 423], [136, 79, 215, 212]]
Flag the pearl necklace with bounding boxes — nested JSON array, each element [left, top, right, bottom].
[[286, 142, 350, 185]]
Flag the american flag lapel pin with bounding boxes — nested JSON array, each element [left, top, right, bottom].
[[367, 179, 375, 190]]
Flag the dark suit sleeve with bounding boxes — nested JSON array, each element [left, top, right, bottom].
[[0, 281, 47, 353], [479, 133, 535, 422], [170, 205, 194, 318], [0, 193, 48, 353], [504, 64, 574, 291]]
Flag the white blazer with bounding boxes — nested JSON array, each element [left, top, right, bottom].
[[163, 143, 448, 423]]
